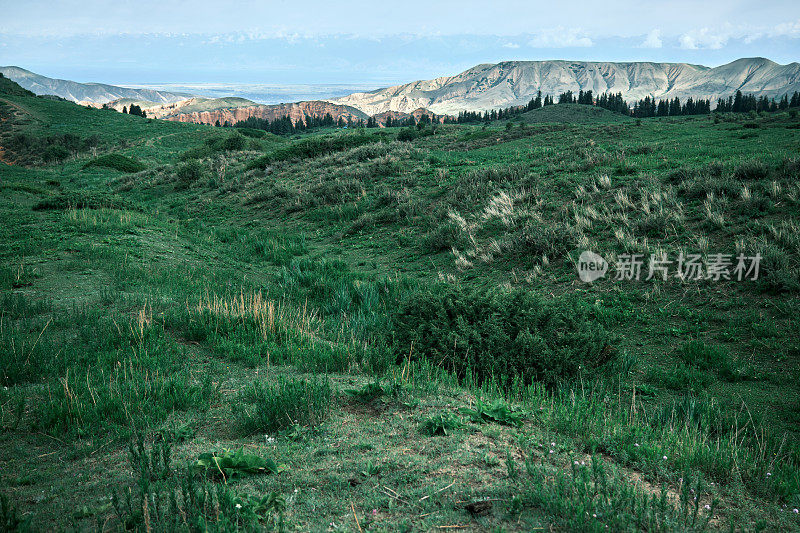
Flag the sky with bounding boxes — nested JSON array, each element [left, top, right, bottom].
[[1, 0, 799, 87]]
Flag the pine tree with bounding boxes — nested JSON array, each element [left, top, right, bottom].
[[732, 90, 744, 112]]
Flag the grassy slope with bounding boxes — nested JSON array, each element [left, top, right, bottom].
[[1, 85, 800, 531], [517, 103, 633, 124]]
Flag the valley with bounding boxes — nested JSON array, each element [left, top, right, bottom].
[[1, 71, 799, 530]]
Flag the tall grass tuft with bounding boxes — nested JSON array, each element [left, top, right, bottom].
[[231, 376, 332, 435]]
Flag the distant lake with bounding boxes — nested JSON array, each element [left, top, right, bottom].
[[117, 83, 383, 104]]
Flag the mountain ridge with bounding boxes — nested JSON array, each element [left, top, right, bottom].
[[0, 66, 193, 105], [4, 58, 800, 126], [98, 96, 371, 126], [329, 58, 800, 115]]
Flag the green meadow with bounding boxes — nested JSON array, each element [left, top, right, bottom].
[[1, 75, 799, 531]]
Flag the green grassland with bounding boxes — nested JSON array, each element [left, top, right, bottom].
[[1, 78, 800, 531]]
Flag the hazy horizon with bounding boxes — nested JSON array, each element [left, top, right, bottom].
[[2, 0, 799, 86]]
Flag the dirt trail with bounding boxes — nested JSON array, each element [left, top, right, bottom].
[[0, 96, 39, 121]]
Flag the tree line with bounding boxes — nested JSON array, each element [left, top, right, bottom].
[[448, 88, 800, 124], [228, 111, 433, 135], [121, 104, 146, 118], [214, 88, 800, 134]]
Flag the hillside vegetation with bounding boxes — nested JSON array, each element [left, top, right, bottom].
[[1, 77, 799, 531], [517, 103, 632, 124]]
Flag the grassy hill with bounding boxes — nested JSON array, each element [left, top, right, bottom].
[[1, 77, 800, 531], [517, 103, 632, 124], [169, 96, 259, 113]]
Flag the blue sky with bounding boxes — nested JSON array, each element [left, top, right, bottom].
[[1, 0, 798, 85]]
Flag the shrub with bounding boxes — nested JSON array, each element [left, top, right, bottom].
[[42, 145, 70, 162], [83, 153, 146, 173], [176, 160, 204, 187], [4, 132, 99, 165], [231, 376, 332, 434], [392, 284, 616, 387], [397, 128, 417, 142], [246, 133, 373, 170], [0, 493, 28, 532], [755, 243, 800, 294], [512, 222, 575, 259], [234, 127, 267, 139], [422, 219, 467, 253], [309, 178, 364, 206], [221, 134, 247, 151], [33, 191, 130, 211]]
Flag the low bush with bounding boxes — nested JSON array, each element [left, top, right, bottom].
[[422, 218, 467, 253], [679, 340, 729, 372], [33, 191, 130, 211], [397, 128, 418, 142], [175, 160, 204, 187], [755, 242, 800, 294], [246, 133, 374, 170], [392, 284, 616, 387], [3, 132, 100, 165], [180, 134, 249, 161], [83, 153, 146, 173], [233, 127, 268, 139], [677, 339, 756, 382]]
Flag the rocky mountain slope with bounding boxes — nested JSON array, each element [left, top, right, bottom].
[[101, 96, 370, 126], [0, 66, 192, 105], [164, 99, 369, 125], [330, 58, 800, 115]]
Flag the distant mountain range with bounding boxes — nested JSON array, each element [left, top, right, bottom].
[[330, 58, 800, 115], [111, 97, 371, 126], [0, 66, 191, 105], [3, 58, 799, 125]]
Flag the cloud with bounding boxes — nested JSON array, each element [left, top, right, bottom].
[[770, 19, 800, 38], [528, 28, 593, 48], [502, 42, 520, 49], [640, 29, 662, 48], [679, 27, 729, 49]]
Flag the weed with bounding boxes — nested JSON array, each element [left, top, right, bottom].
[[129, 434, 173, 483], [360, 460, 382, 477], [420, 412, 464, 436], [344, 381, 385, 403], [231, 376, 332, 435], [192, 449, 284, 480], [344, 379, 411, 405], [519, 456, 716, 531], [460, 398, 525, 427], [113, 467, 285, 531]]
